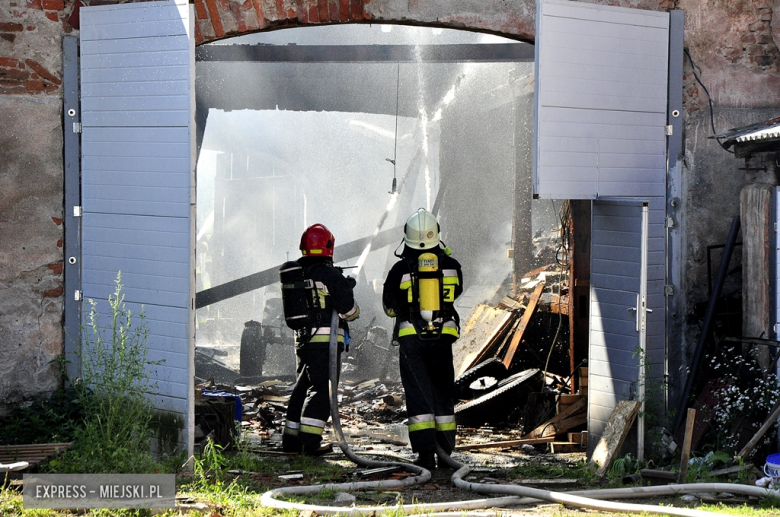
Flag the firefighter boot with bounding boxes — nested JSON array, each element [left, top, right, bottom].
[[413, 450, 436, 471]]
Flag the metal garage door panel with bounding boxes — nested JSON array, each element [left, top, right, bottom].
[[80, 0, 194, 456], [534, 0, 669, 199], [588, 200, 644, 454]]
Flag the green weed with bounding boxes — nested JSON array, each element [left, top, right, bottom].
[[48, 273, 166, 474]]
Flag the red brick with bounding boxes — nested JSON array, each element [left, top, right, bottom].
[[27, 0, 42, 8], [56, 238, 63, 247], [296, 0, 305, 23], [194, 0, 208, 19], [42, 0, 64, 10], [48, 263, 63, 274], [339, 0, 348, 21], [51, 217, 62, 226], [286, 7, 295, 19], [251, 0, 266, 28], [0, 68, 30, 80], [0, 34, 15, 43], [25, 60, 61, 85], [308, 3, 318, 22], [204, 0, 225, 37], [756, 33, 773, 44], [276, 0, 285, 19], [42, 286, 63, 297], [350, 0, 360, 20], [317, 0, 327, 21], [741, 33, 756, 44], [25, 79, 46, 91], [0, 22, 24, 31], [0, 57, 21, 68], [45, 11, 59, 21], [328, 1, 338, 21]]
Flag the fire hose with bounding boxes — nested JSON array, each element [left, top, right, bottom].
[[259, 311, 774, 516]]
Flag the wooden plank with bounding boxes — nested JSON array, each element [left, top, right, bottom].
[[522, 397, 587, 439], [549, 441, 585, 453], [502, 283, 546, 369], [0, 443, 73, 465], [588, 400, 641, 477], [523, 398, 588, 439], [455, 436, 554, 451], [737, 396, 780, 460], [677, 408, 696, 483], [453, 305, 516, 376]]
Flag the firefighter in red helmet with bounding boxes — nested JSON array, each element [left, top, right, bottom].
[[382, 209, 463, 470], [281, 223, 360, 455]]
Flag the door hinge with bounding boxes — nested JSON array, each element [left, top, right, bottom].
[[73, 206, 83, 217], [72, 122, 82, 133], [665, 285, 674, 296], [665, 216, 674, 228], [665, 125, 673, 136], [74, 290, 82, 301]]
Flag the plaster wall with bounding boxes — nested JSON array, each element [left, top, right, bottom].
[[0, 95, 64, 411], [1, 0, 780, 415]]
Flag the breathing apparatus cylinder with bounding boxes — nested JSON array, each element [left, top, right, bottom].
[[417, 252, 440, 330], [279, 261, 312, 330]]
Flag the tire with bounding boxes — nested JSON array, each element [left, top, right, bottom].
[[455, 368, 543, 427], [454, 358, 508, 400]]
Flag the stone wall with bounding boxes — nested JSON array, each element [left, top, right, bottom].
[[1, 0, 780, 414]]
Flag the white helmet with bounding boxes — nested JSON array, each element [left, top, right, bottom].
[[404, 208, 440, 250]]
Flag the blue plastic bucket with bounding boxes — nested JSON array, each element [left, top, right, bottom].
[[764, 453, 780, 480]]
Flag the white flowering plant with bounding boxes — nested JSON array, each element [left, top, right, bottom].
[[705, 344, 780, 455]]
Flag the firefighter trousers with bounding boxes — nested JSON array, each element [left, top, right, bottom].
[[283, 343, 341, 454], [398, 334, 456, 455]]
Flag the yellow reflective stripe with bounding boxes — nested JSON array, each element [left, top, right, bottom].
[[400, 280, 412, 290], [398, 322, 416, 336], [300, 425, 324, 435], [309, 334, 345, 343], [316, 288, 328, 307], [301, 417, 327, 427], [408, 421, 435, 432], [442, 277, 459, 285], [442, 326, 459, 338], [340, 304, 360, 321], [435, 416, 456, 432], [283, 427, 299, 436]]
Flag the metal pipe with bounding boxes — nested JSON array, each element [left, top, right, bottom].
[[673, 216, 740, 438]]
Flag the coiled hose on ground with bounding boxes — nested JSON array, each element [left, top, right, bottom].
[[260, 311, 776, 516]]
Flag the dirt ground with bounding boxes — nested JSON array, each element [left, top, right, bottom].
[[249, 442, 777, 516]]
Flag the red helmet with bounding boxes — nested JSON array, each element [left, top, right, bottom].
[[300, 224, 335, 257]]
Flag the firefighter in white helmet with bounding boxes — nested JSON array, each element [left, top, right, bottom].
[[382, 208, 463, 470]]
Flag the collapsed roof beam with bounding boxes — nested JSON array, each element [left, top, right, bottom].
[[195, 226, 402, 309], [196, 43, 534, 63]]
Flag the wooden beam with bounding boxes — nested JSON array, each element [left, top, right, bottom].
[[522, 397, 586, 439], [678, 408, 696, 483], [455, 436, 554, 451], [502, 282, 545, 369], [589, 400, 641, 478], [737, 396, 780, 460]]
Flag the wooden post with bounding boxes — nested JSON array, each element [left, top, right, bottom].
[[678, 408, 696, 483]]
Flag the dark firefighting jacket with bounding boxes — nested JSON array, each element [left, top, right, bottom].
[[296, 256, 359, 345], [382, 245, 463, 339]]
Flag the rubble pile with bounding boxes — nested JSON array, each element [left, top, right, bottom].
[[194, 262, 587, 458]]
